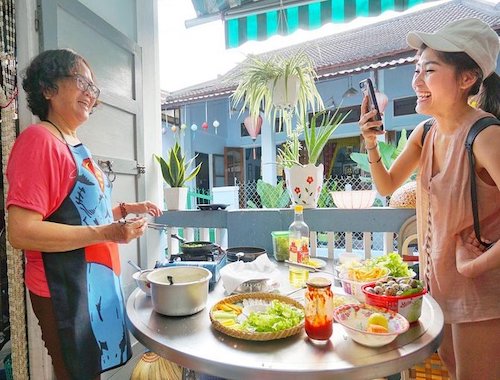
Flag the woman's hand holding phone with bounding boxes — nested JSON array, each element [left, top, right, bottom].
[[358, 95, 385, 147], [359, 78, 385, 131]]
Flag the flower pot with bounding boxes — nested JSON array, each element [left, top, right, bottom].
[[284, 164, 324, 209], [164, 187, 188, 211], [268, 75, 300, 110]]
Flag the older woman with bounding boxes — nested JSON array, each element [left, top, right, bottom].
[[7, 49, 162, 380]]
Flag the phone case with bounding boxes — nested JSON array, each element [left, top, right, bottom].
[[359, 78, 383, 130]]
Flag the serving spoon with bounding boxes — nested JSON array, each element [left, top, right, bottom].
[[128, 260, 143, 273]]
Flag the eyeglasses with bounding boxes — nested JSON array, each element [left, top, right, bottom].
[[66, 74, 100, 99]]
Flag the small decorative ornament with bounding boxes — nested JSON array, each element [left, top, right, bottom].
[[213, 120, 219, 134], [190, 124, 198, 131], [180, 123, 187, 136], [162, 126, 167, 134], [171, 125, 178, 133], [244, 115, 263, 159], [201, 121, 208, 131]]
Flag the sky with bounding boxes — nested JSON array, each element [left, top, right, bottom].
[[157, 0, 496, 92], [157, 0, 409, 91]]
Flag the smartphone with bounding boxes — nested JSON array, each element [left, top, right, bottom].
[[359, 78, 383, 131]]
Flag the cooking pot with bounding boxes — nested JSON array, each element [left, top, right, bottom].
[[226, 246, 267, 262], [147, 267, 212, 316], [171, 234, 219, 255]]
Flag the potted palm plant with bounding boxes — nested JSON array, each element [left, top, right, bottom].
[[278, 109, 349, 208], [154, 141, 202, 210], [231, 51, 323, 135]]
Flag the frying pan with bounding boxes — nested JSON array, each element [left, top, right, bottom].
[[171, 234, 219, 255], [226, 246, 267, 262]]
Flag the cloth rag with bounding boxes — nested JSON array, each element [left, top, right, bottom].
[[220, 254, 280, 294]]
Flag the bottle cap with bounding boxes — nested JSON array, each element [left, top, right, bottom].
[[294, 205, 304, 212], [306, 277, 331, 288]]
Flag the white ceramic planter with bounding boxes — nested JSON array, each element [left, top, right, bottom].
[[284, 164, 324, 208], [268, 75, 300, 109], [164, 187, 188, 211]]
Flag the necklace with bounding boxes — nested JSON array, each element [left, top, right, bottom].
[[44, 120, 77, 145]]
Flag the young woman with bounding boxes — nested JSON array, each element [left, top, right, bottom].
[[7, 49, 162, 380], [358, 19, 500, 379]]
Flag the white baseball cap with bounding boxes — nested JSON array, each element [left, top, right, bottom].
[[407, 18, 500, 78]]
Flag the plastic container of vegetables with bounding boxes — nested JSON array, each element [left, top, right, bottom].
[[362, 280, 427, 323], [271, 231, 289, 261]]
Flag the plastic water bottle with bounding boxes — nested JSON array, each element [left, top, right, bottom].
[[288, 205, 310, 287]]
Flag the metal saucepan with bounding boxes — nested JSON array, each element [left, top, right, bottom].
[[147, 267, 212, 316], [171, 234, 219, 255], [226, 246, 267, 262]]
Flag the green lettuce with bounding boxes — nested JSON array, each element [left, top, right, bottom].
[[241, 300, 304, 332], [372, 252, 414, 278]]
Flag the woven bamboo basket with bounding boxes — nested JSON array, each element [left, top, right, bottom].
[[402, 352, 450, 380], [209, 292, 304, 341], [131, 351, 182, 380]]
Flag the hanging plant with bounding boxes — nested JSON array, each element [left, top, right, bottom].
[[231, 51, 323, 135]]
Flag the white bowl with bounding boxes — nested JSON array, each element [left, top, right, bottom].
[[132, 269, 154, 296], [338, 268, 389, 302], [330, 190, 377, 208], [333, 303, 409, 347]]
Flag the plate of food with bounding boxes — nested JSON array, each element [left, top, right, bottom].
[[209, 292, 304, 341], [307, 258, 327, 269]]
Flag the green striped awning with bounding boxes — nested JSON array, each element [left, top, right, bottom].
[[224, 0, 436, 48]]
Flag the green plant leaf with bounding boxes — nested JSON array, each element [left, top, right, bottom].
[[394, 129, 408, 159], [246, 199, 258, 208], [303, 108, 350, 165], [154, 141, 202, 187], [350, 152, 371, 172], [255, 179, 290, 208], [379, 143, 396, 169]]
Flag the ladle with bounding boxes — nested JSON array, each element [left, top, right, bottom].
[[128, 260, 143, 273]]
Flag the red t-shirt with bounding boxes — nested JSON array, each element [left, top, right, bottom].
[[6, 124, 76, 297]]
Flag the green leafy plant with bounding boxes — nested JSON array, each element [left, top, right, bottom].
[[154, 141, 202, 187], [231, 51, 323, 135], [277, 108, 349, 169], [247, 179, 291, 208], [350, 130, 409, 174], [317, 179, 338, 208]]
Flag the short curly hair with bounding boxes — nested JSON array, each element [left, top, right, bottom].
[[22, 49, 97, 120]]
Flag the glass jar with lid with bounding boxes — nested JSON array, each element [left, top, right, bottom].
[[304, 277, 334, 341]]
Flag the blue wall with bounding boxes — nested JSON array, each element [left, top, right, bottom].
[[163, 55, 500, 159]]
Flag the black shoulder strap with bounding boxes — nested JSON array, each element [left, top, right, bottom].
[[421, 118, 434, 146], [466, 116, 500, 249]]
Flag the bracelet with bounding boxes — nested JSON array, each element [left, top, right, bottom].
[[366, 143, 378, 151], [119, 202, 127, 218], [368, 156, 382, 164]]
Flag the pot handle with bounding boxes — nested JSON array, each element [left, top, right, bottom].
[[171, 234, 187, 243]]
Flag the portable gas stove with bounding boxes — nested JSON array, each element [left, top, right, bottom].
[[155, 248, 227, 290]]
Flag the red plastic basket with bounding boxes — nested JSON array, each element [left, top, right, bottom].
[[362, 282, 427, 323]]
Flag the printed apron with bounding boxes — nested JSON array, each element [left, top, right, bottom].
[[42, 142, 131, 379]]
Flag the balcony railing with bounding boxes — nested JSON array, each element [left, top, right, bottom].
[[155, 207, 416, 261]]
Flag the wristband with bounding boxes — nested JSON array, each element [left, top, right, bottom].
[[368, 156, 382, 164], [119, 202, 127, 218]]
